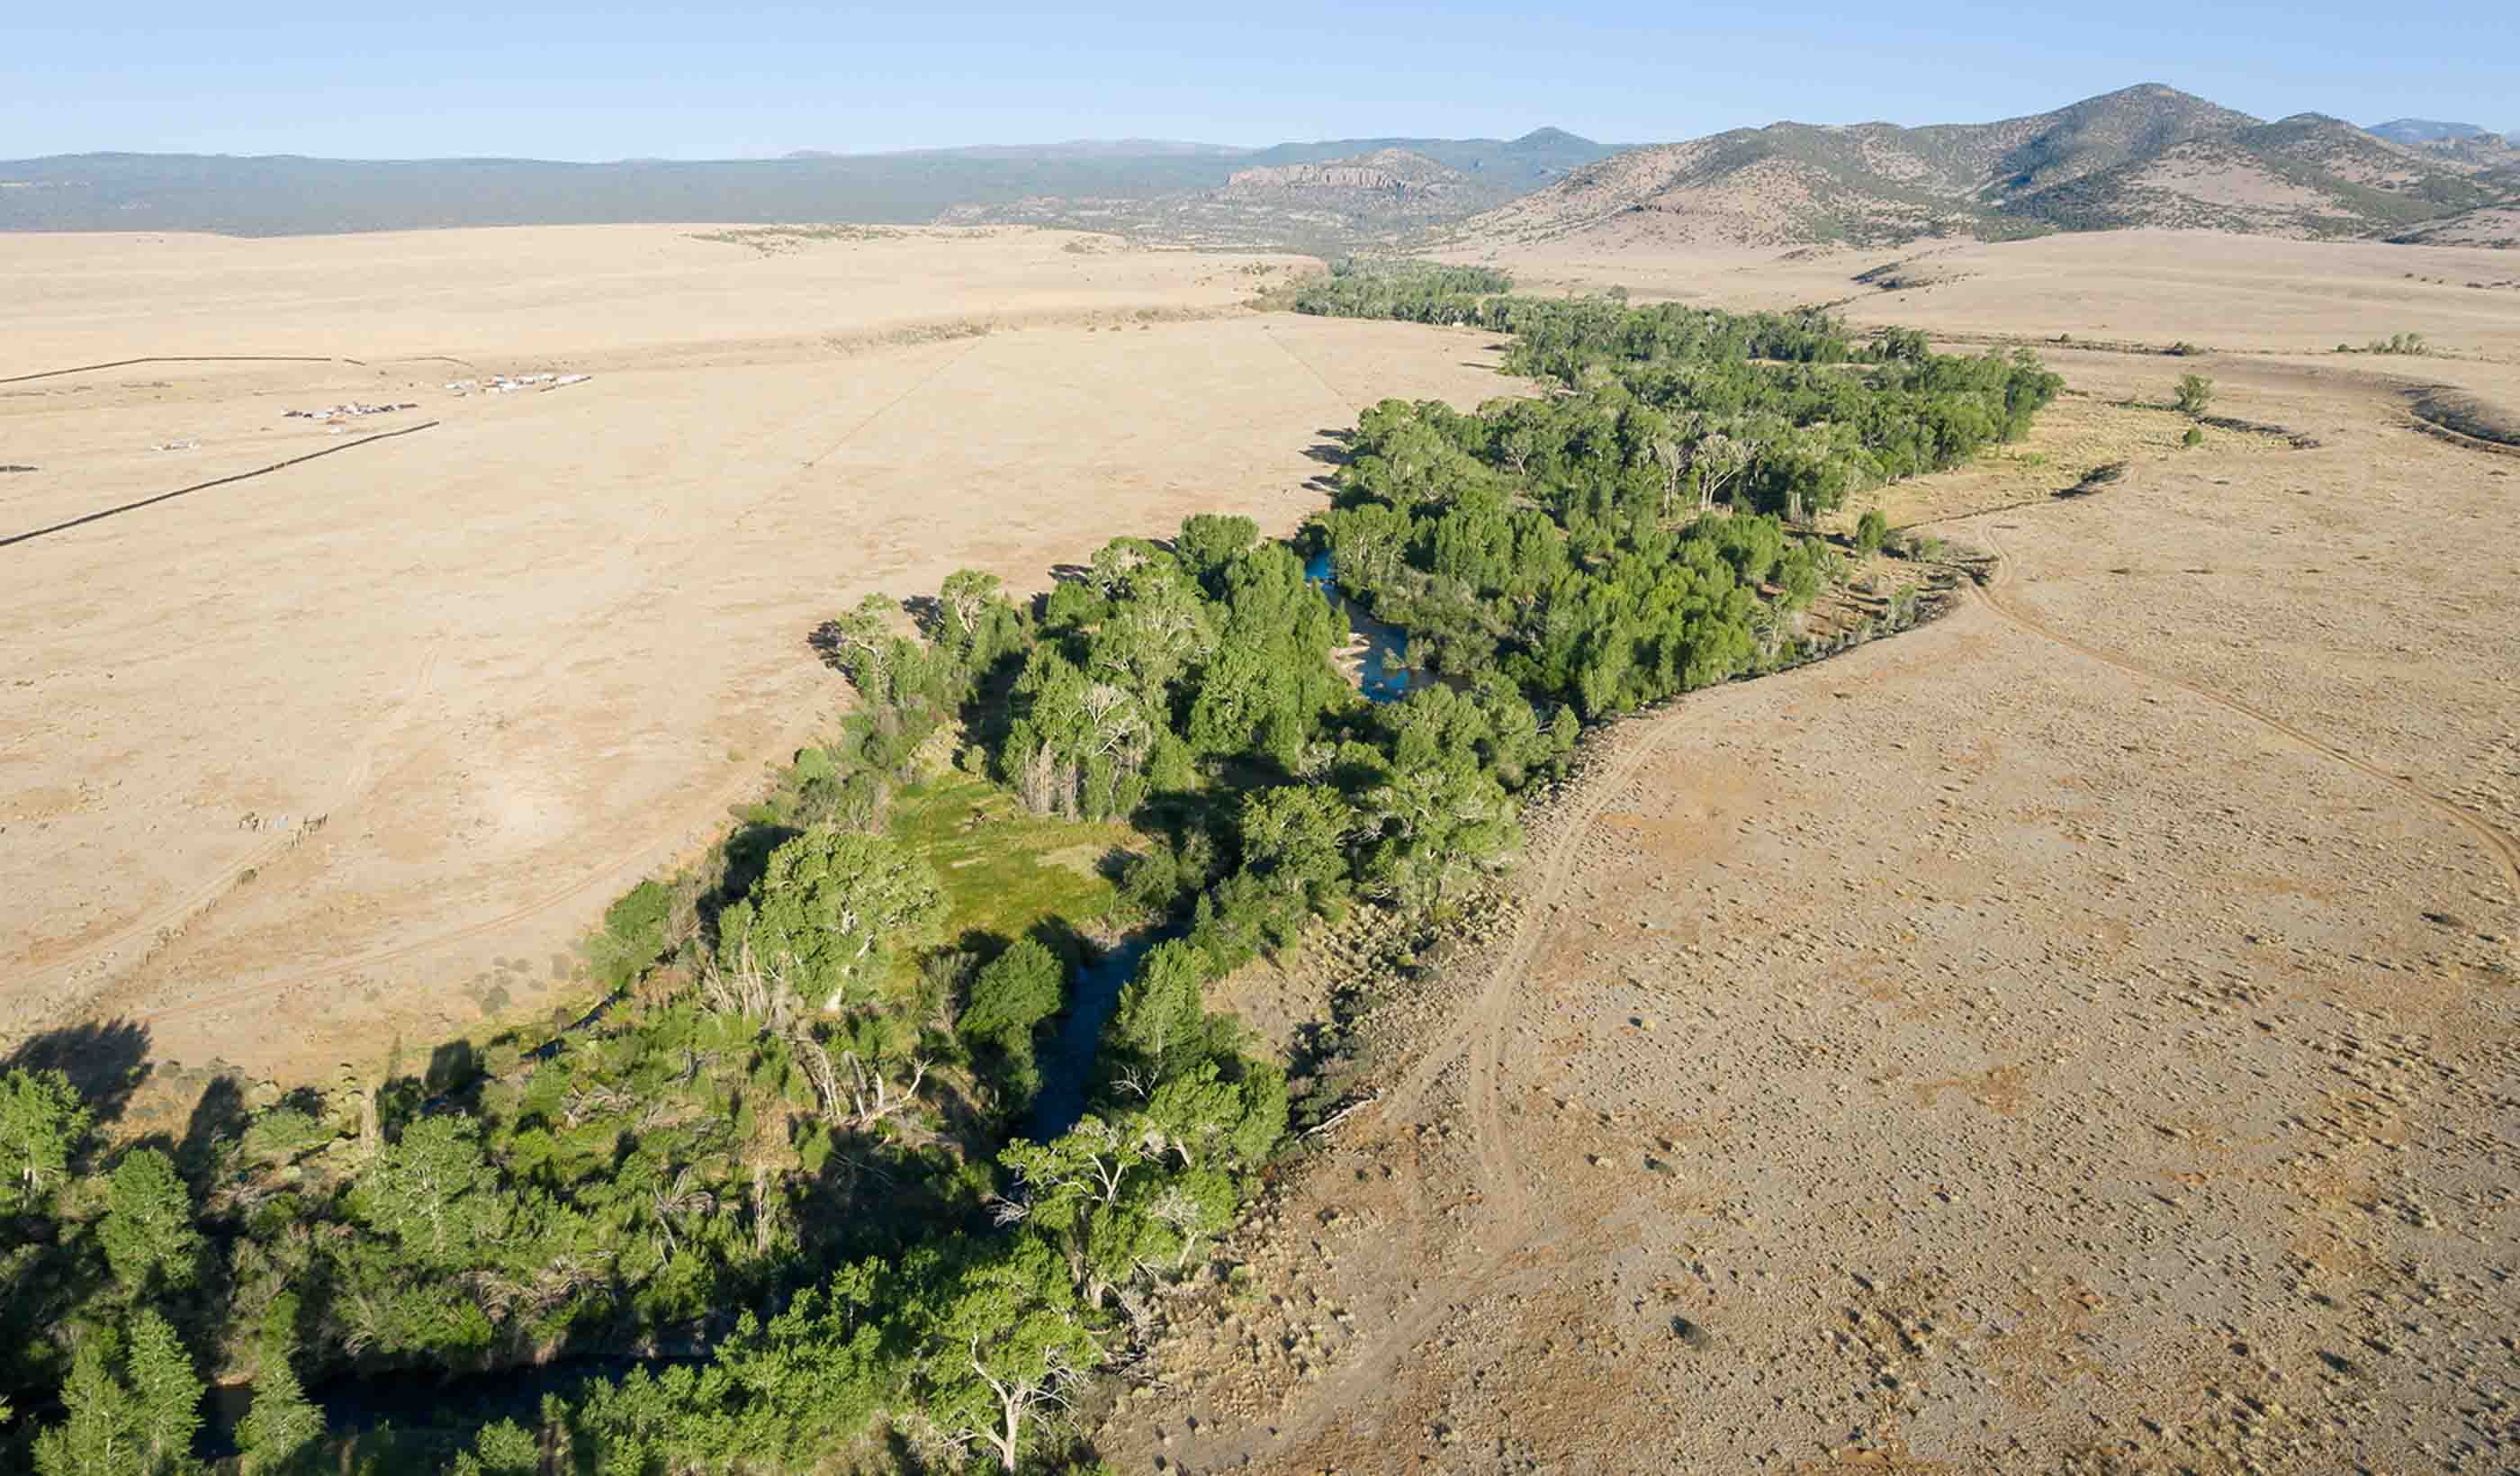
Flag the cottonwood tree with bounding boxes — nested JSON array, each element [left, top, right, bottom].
[[713, 828, 947, 1011], [904, 1237, 1102, 1473], [1101, 940, 1220, 1087], [959, 939, 1066, 1102], [1089, 561, 1214, 698], [1142, 1058, 1289, 1172], [932, 568, 1025, 672], [347, 1115, 506, 1267], [828, 1008, 930, 1130], [820, 592, 908, 697], [1141, 1168, 1237, 1269], [1236, 785, 1355, 919], [1363, 759, 1519, 910], [1174, 513, 1259, 593], [233, 1304, 322, 1476], [1344, 406, 1459, 511], [1004, 1114, 1148, 1218], [1084, 536, 1163, 598], [100, 1148, 201, 1300], [1318, 502, 1414, 593], [35, 1310, 202, 1476], [1, 1067, 89, 1208], [1691, 428, 1754, 513], [1004, 647, 1160, 820]]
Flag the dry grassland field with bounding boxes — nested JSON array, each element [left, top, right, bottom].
[[1089, 235, 2520, 1472], [9, 220, 2520, 1472], [0, 224, 1511, 1084]]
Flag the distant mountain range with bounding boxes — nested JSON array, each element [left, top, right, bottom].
[[0, 130, 1612, 239], [933, 130, 1618, 250], [2364, 119, 2505, 146], [5, 98, 2514, 253], [788, 140, 1250, 161], [1448, 85, 2520, 252]]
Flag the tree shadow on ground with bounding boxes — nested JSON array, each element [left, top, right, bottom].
[[900, 592, 944, 642], [804, 618, 850, 673], [174, 1072, 249, 1188], [4, 1017, 154, 1125]]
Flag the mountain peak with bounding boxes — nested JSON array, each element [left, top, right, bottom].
[[1448, 82, 2517, 254], [1508, 127, 1594, 150]]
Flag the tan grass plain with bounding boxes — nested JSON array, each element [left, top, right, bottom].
[[10, 218, 2520, 1472], [0, 224, 1514, 1082], [1100, 230, 2520, 1473]]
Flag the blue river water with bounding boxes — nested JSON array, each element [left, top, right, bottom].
[[1022, 931, 1162, 1141], [1303, 549, 1424, 703]]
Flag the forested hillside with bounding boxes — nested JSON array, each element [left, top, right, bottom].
[[0, 264, 2063, 1474]]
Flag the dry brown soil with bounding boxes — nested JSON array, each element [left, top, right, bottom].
[[13, 220, 2520, 1472], [0, 224, 1512, 1084], [1100, 238, 2520, 1472]]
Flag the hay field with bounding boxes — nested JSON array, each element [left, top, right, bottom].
[[0, 223, 1513, 1081]]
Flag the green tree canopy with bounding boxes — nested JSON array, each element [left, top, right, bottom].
[[100, 1148, 201, 1300], [1, 1067, 90, 1208], [715, 828, 949, 1011]]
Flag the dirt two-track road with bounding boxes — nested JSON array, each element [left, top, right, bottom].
[[1102, 264, 2520, 1472]]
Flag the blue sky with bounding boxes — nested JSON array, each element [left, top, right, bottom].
[[8, 2, 2511, 159]]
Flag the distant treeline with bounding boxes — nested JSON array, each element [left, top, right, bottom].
[[0, 266, 2061, 1474]]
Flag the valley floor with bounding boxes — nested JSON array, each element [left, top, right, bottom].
[[9, 220, 2520, 1472], [1099, 310, 2520, 1471], [0, 223, 1511, 1091]]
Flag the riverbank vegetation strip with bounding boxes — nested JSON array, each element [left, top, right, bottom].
[[0, 262, 2062, 1474]]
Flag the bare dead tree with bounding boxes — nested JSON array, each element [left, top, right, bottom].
[[698, 942, 804, 1033], [1695, 431, 1754, 513], [794, 1030, 844, 1119], [749, 1162, 782, 1256], [842, 1049, 929, 1130]]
